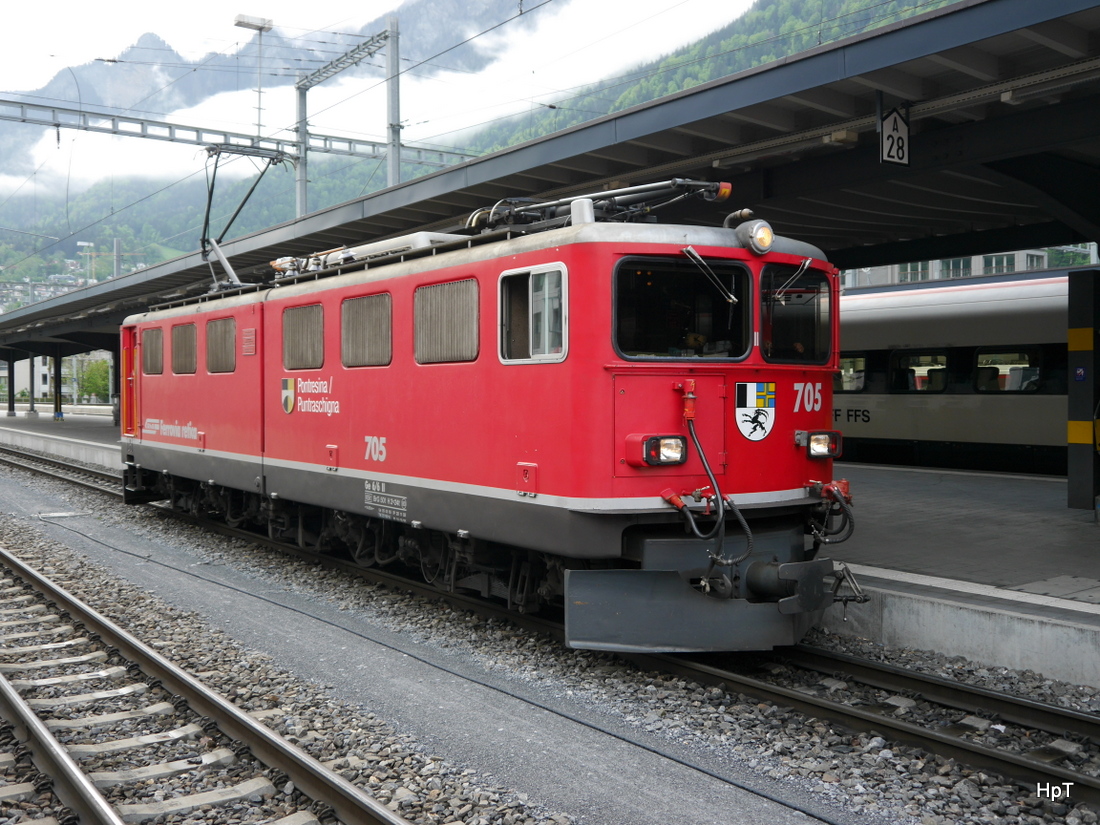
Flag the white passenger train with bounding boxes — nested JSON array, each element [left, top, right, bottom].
[[834, 273, 1068, 475]]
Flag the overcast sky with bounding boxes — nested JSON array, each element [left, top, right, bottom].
[[0, 0, 751, 191]]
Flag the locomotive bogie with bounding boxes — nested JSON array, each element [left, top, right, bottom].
[[122, 192, 855, 651]]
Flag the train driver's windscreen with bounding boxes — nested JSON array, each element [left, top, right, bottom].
[[614, 257, 750, 359], [760, 264, 831, 364]]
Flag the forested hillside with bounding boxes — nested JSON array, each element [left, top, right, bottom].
[[466, 0, 955, 153], [0, 0, 959, 294]]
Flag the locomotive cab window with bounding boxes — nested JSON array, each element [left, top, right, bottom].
[[614, 257, 749, 359], [761, 264, 830, 364], [975, 350, 1040, 392], [890, 351, 948, 392], [171, 324, 197, 375], [283, 304, 325, 370], [835, 355, 866, 392], [500, 264, 566, 362], [142, 328, 164, 375]]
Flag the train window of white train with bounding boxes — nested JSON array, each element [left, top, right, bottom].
[[835, 356, 866, 392], [142, 328, 163, 375], [206, 318, 236, 374], [889, 352, 947, 392], [415, 279, 479, 364], [171, 324, 197, 375], [342, 294, 392, 367], [283, 304, 325, 370], [975, 351, 1040, 392], [760, 266, 830, 364], [613, 257, 750, 359], [499, 265, 567, 363]]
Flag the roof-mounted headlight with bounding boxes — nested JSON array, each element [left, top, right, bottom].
[[735, 219, 774, 254]]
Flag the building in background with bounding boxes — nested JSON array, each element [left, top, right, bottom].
[[0, 351, 112, 405], [840, 244, 1099, 289]]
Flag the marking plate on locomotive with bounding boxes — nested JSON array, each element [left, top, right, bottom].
[[363, 479, 408, 522], [736, 382, 776, 441]]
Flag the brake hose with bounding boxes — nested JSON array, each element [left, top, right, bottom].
[[683, 418, 755, 578], [811, 483, 855, 544], [680, 418, 724, 541], [660, 382, 755, 596]]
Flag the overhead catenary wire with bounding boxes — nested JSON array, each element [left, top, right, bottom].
[[409, 0, 951, 143], [5, 0, 944, 143], [0, 4, 561, 235], [0, 154, 254, 273], [0, 4, 566, 266], [0, 0, 943, 274], [23, 0, 925, 151]]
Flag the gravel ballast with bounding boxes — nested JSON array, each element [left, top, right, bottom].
[[0, 468, 1096, 825]]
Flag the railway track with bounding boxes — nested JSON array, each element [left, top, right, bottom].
[[167, 493, 1100, 810], [0, 447, 550, 637], [628, 646, 1100, 807], [0, 446, 120, 496], [0, 546, 410, 825], [4, 443, 1099, 815]]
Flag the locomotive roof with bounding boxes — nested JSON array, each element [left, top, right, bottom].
[[126, 220, 828, 323]]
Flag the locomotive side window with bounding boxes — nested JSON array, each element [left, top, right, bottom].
[[415, 279, 479, 364], [284, 304, 325, 370], [142, 328, 163, 375], [890, 351, 947, 392], [614, 257, 749, 359], [500, 264, 566, 362], [171, 324, 197, 375], [835, 355, 866, 392], [342, 293, 392, 367], [206, 318, 236, 374], [760, 265, 830, 364], [975, 350, 1040, 392]]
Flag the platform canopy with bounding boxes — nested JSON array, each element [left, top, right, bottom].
[[1, 0, 1099, 356]]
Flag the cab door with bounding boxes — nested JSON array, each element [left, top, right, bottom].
[[120, 325, 139, 438]]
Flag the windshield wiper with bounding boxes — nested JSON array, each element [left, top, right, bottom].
[[773, 258, 812, 300], [681, 246, 737, 304]]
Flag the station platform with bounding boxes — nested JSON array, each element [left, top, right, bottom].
[[0, 411, 1096, 687], [821, 464, 1100, 687], [0, 407, 120, 471]]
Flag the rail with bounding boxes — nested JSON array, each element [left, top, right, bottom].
[[0, 547, 412, 825]]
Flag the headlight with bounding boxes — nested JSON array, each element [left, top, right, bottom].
[[646, 436, 687, 465], [797, 430, 842, 458], [735, 219, 774, 254], [625, 434, 689, 467]]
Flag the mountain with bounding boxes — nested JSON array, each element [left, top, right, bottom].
[[0, 0, 960, 288], [0, 0, 541, 178]]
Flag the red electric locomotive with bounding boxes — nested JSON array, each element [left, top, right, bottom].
[[121, 179, 859, 652]]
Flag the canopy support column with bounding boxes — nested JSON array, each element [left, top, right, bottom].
[[1067, 268, 1100, 512]]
